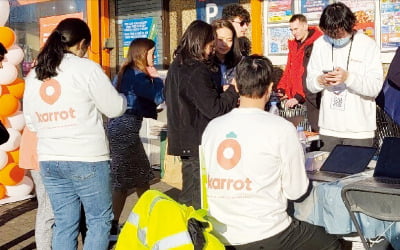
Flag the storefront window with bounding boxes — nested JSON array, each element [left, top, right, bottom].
[[8, 0, 86, 76], [263, 0, 396, 65]]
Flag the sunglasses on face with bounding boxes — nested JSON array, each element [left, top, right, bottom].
[[232, 20, 249, 27]]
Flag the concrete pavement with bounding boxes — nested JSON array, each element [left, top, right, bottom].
[[0, 170, 179, 250]]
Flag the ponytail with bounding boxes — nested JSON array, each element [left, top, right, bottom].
[[35, 31, 66, 80], [34, 18, 91, 81]]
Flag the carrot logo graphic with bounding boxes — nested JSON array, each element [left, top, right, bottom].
[[40, 79, 61, 105], [217, 132, 241, 170]]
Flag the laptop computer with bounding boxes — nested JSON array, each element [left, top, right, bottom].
[[307, 145, 377, 182], [343, 137, 400, 201], [368, 137, 400, 185]]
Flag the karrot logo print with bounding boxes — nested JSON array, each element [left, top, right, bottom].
[[40, 79, 61, 105], [35, 78, 77, 123], [217, 132, 241, 170], [209, 132, 252, 191]]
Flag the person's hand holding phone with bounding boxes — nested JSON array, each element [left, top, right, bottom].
[[318, 70, 333, 86], [321, 67, 348, 86], [319, 67, 349, 86]]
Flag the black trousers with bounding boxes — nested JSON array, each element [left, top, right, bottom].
[[179, 155, 201, 209], [226, 219, 343, 250]]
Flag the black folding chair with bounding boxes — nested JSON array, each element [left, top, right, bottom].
[[341, 179, 400, 249]]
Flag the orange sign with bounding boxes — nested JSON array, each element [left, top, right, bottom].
[[17, 0, 51, 5], [39, 12, 84, 47]]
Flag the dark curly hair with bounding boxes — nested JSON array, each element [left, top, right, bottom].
[[222, 4, 250, 23]]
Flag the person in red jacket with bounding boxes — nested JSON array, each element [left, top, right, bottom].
[[277, 14, 323, 132]]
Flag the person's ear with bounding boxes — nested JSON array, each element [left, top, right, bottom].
[[78, 39, 89, 57], [265, 82, 273, 101], [78, 39, 86, 50], [267, 82, 273, 95]]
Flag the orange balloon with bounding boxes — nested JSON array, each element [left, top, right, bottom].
[[0, 184, 6, 199], [7, 149, 19, 164], [1, 85, 10, 95], [0, 162, 25, 186], [6, 78, 25, 99], [0, 94, 19, 117], [0, 27, 16, 49]]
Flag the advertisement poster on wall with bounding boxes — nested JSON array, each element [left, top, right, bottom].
[[300, 0, 330, 20], [340, 0, 375, 39], [122, 17, 159, 65], [267, 0, 294, 23], [380, 0, 400, 51], [268, 26, 292, 54], [196, 0, 238, 24]]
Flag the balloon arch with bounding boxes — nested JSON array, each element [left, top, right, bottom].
[[0, 0, 34, 204]]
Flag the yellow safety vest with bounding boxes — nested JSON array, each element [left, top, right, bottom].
[[115, 189, 224, 250]]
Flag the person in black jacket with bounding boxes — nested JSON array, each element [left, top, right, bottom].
[[165, 20, 239, 209]]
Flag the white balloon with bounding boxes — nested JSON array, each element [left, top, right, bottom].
[[6, 176, 34, 197], [0, 1, 10, 26], [0, 62, 18, 85], [0, 128, 21, 152], [5, 45, 24, 65], [6, 111, 25, 131], [0, 150, 7, 170]]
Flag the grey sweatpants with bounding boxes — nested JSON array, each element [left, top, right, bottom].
[[31, 170, 54, 250]]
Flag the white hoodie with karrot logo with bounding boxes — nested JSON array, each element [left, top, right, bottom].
[[201, 108, 309, 245], [23, 53, 126, 162]]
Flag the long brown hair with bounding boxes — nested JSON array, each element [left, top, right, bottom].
[[116, 38, 155, 91]]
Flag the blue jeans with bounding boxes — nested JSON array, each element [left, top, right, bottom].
[[40, 161, 113, 250]]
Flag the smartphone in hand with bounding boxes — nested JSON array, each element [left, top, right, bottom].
[[322, 70, 332, 74]]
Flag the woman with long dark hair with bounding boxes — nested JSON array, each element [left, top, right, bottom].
[[165, 20, 239, 209], [23, 18, 126, 250], [212, 19, 242, 87], [107, 38, 164, 239]]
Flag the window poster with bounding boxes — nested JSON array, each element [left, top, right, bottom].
[[122, 17, 160, 64], [340, 0, 375, 39], [300, 0, 331, 20], [39, 12, 84, 47], [268, 26, 292, 54], [268, 0, 294, 23], [380, 0, 400, 51]]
